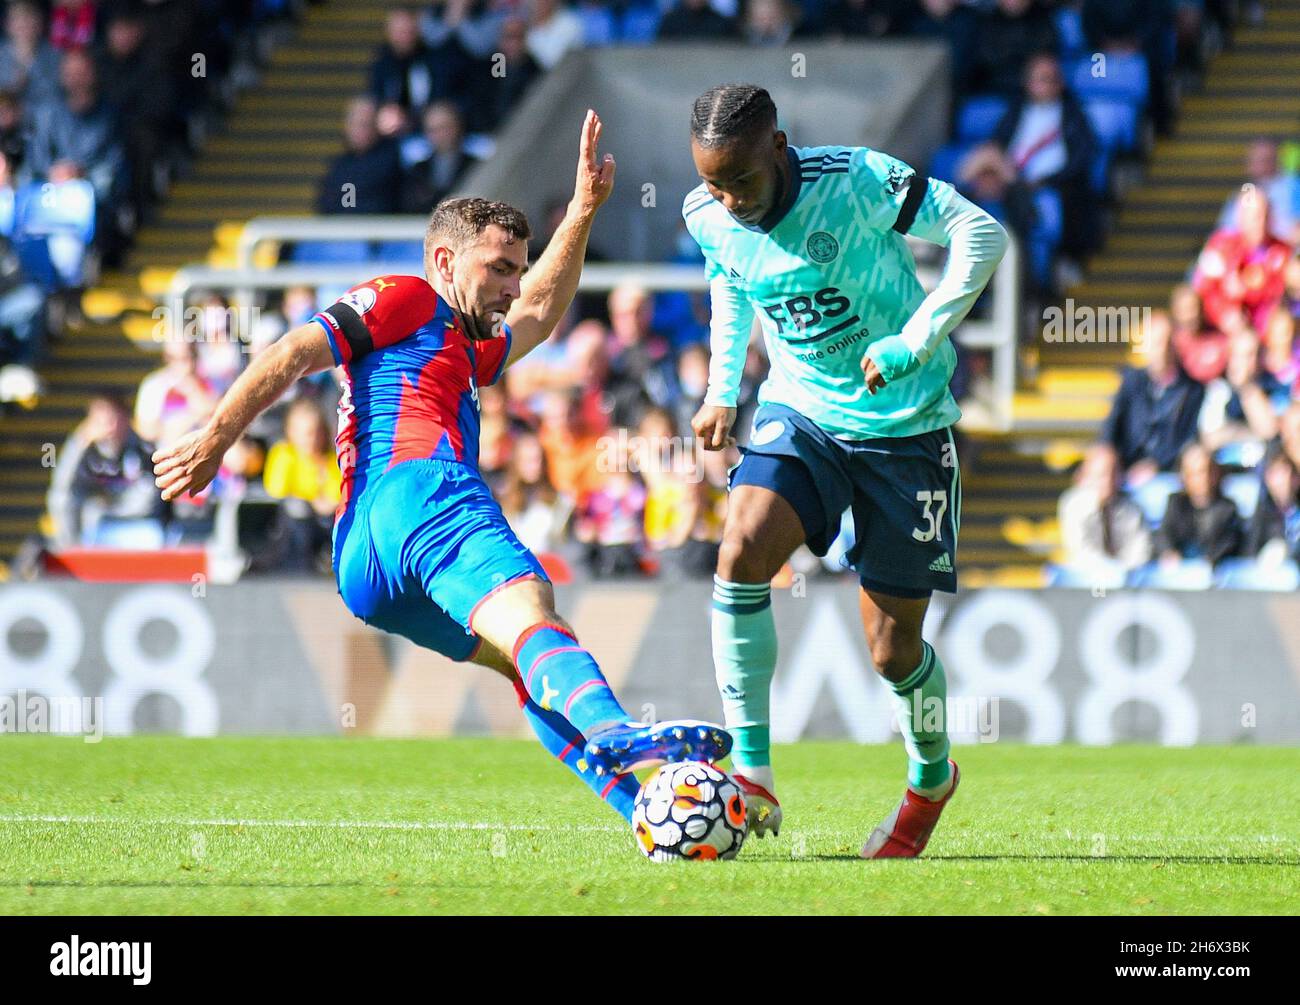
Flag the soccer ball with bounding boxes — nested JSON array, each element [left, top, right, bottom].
[[632, 761, 748, 861]]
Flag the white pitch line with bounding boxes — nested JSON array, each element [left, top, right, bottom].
[[0, 814, 623, 833]]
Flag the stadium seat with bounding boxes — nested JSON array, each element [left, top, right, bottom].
[[373, 240, 424, 264], [956, 96, 1010, 144], [1128, 559, 1214, 590], [289, 240, 372, 264], [1053, 5, 1088, 59], [1131, 472, 1181, 526], [1045, 562, 1128, 589], [11, 179, 96, 290], [1221, 473, 1262, 520], [1213, 557, 1300, 591], [1068, 52, 1150, 108], [1083, 99, 1141, 157], [928, 142, 974, 185]]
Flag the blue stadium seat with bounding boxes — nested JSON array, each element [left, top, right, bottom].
[[1053, 5, 1088, 59], [1221, 473, 1262, 520], [621, 6, 661, 44], [1128, 559, 1214, 590], [10, 180, 96, 290], [289, 241, 372, 264], [1213, 558, 1300, 591], [1082, 99, 1140, 156], [373, 240, 424, 264], [928, 142, 974, 185], [955, 95, 1010, 143], [1068, 52, 1150, 108], [1131, 472, 1181, 526], [1045, 562, 1128, 589]]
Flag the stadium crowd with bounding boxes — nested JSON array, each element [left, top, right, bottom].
[[1055, 143, 1300, 590], [0, 0, 303, 387], [24, 0, 1293, 591]]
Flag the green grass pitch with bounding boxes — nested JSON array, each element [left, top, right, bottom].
[[0, 737, 1295, 915]]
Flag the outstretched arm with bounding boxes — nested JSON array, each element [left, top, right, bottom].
[[153, 322, 336, 501], [502, 109, 616, 368]]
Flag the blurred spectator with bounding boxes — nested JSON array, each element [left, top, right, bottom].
[[51, 0, 97, 52], [317, 98, 404, 214], [26, 50, 126, 211], [574, 428, 647, 577], [258, 399, 342, 573], [0, 152, 46, 368], [901, 0, 978, 108], [369, 6, 464, 115], [966, 0, 1059, 97], [1197, 327, 1284, 467], [673, 341, 709, 435], [1169, 283, 1227, 383], [0, 1, 63, 110], [658, 0, 740, 39], [57, 393, 163, 546], [638, 406, 721, 575], [400, 101, 482, 212], [468, 16, 542, 135], [527, 0, 585, 70], [478, 382, 517, 486], [538, 387, 607, 499], [190, 292, 245, 395], [1193, 186, 1293, 333], [819, 0, 896, 38], [498, 429, 572, 553], [1280, 400, 1300, 472], [1153, 442, 1241, 567], [422, 0, 508, 60], [959, 52, 1096, 292], [1100, 311, 1204, 480], [743, 0, 794, 44], [1082, 0, 1175, 134], [1261, 303, 1300, 389], [1243, 444, 1300, 562], [607, 283, 677, 425], [1057, 441, 1151, 573], [1285, 254, 1300, 320], [134, 340, 217, 451], [1215, 139, 1300, 244], [97, 6, 179, 214], [0, 92, 25, 164]]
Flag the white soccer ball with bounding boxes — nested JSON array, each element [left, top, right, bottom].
[[632, 761, 748, 861]]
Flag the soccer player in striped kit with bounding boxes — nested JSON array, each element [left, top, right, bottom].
[[153, 112, 731, 826]]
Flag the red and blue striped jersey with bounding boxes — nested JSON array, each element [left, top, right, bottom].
[[310, 274, 511, 517]]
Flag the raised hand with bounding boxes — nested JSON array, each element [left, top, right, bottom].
[[573, 108, 616, 215]]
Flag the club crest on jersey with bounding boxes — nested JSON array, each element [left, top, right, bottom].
[[806, 231, 839, 264], [336, 287, 377, 316]]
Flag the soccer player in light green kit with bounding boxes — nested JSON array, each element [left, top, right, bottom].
[[684, 84, 1008, 857]]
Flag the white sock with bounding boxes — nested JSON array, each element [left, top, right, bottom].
[[735, 763, 775, 794]]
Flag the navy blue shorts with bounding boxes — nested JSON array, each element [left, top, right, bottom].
[[333, 458, 550, 661], [730, 403, 961, 597]]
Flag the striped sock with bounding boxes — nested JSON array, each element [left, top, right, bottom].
[[510, 678, 639, 822], [711, 576, 778, 772], [514, 622, 628, 738], [888, 640, 952, 791]]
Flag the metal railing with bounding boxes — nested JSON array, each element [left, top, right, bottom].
[[169, 215, 1022, 430]]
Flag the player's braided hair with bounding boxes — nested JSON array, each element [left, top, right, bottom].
[[690, 84, 778, 149], [426, 197, 532, 255]]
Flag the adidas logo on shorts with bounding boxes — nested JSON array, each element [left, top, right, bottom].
[[928, 553, 953, 573]]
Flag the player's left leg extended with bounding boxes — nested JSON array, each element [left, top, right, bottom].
[[469, 641, 640, 821], [469, 577, 731, 777]]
